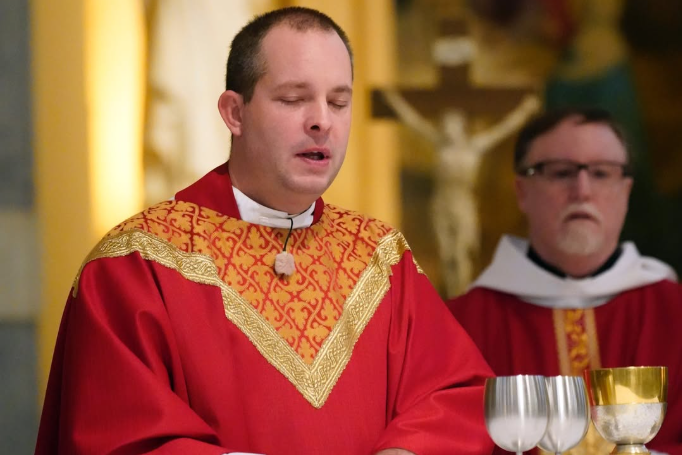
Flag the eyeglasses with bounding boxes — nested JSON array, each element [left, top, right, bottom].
[[517, 160, 632, 185]]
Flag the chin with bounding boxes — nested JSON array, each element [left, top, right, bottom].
[[557, 226, 604, 256], [288, 175, 333, 196]]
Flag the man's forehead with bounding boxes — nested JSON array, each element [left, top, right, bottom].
[[257, 26, 352, 90], [271, 80, 352, 94], [531, 118, 624, 155], [523, 121, 629, 164], [546, 116, 594, 137]]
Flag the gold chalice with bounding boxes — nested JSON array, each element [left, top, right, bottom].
[[584, 366, 668, 454]]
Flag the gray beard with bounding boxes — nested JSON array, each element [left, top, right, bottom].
[[557, 223, 603, 256]]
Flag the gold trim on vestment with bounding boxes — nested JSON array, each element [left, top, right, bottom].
[[546, 308, 612, 455], [72, 229, 221, 298], [584, 308, 602, 370], [73, 228, 412, 408], [553, 309, 571, 376]]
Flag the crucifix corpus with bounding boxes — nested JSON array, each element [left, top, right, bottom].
[[372, 19, 540, 297]]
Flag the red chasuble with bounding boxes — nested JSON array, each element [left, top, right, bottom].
[[36, 163, 495, 455], [449, 283, 682, 455]]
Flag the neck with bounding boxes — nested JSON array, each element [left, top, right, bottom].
[[228, 163, 316, 214], [529, 244, 622, 278], [233, 186, 315, 229]]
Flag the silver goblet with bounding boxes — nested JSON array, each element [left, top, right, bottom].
[[484, 375, 550, 455], [538, 375, 590, 455]]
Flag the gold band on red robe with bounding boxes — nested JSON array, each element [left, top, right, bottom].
[[73, 200, 422, 408]]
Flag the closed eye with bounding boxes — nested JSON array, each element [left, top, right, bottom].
[[549, 169, 576, 180], [329, 100, 349, 110], [280, 98, 303, 106], [590, 169, 613, 180]]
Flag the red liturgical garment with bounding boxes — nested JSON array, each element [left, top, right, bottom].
[[36, 164, 495, 455]]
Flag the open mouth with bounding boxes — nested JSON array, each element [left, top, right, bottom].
[[297, 150, 329, 161]]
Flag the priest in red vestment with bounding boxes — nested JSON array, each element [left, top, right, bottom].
[[36, 7, 495, 455], [448, 107, 682, 455]]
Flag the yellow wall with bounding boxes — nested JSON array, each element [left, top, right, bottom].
[[85, 2, 145, 235], [32, 0, 91, 395], [32, 0, 145, 394]]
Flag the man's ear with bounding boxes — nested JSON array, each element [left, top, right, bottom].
[[514, 175, 528, 214], [218, 90, 244, 136], [624, 176, 634, 196]]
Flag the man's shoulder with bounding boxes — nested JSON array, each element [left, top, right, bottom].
[[80, 200, 235, 271], [617, 277, 682, 299], [320, 203, 422, 271], [447, 286, 529, 330], [322, 203, 397, 240], [448, 286, 517, 308], [103, 199, 237, 239]]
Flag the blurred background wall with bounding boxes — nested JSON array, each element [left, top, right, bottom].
[[1, 0, 680, 452], [1, 0, 38, 452]]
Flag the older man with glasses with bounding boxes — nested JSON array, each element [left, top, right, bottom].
[[448, 107, 682, 454]]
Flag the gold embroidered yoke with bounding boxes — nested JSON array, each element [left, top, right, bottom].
[[76, 200, 413, 407]]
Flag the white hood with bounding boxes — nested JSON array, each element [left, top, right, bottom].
[[472, 235, 678, 309]]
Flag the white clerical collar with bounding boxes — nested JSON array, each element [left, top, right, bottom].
[[471, 235, 678, 309], [232, 186, 314, 229]]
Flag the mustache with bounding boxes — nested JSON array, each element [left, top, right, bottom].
[[560, 204, 603, 223]]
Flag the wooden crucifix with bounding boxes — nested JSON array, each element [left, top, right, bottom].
[[372, 18, 540, 297], [371, 20, 537, 119]]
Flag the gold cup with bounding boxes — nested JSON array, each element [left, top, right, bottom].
[[584, 366, 668, 454]]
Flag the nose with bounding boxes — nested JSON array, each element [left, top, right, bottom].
[[571, 168, 593, 200], [305, 100, 332, 136]]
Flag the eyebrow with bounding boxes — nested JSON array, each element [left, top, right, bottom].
[[273, 81, 352, 95], [331, 85, 353, 95]]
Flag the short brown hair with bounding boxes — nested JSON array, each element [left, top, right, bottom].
[[514, 107, 631, 170], [225, 7, 354, 103]]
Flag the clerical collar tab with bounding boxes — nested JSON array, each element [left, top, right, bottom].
[[233, 187, 314, 229]]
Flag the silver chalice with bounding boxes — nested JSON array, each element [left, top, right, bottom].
[[484, 375, 550, 455], [538, 375, 590, 454]]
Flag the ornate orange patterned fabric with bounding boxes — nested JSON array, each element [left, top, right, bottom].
[[105, 200, 394, 365], [564, 309, 590, 375], [553, 308, 601, 376]]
